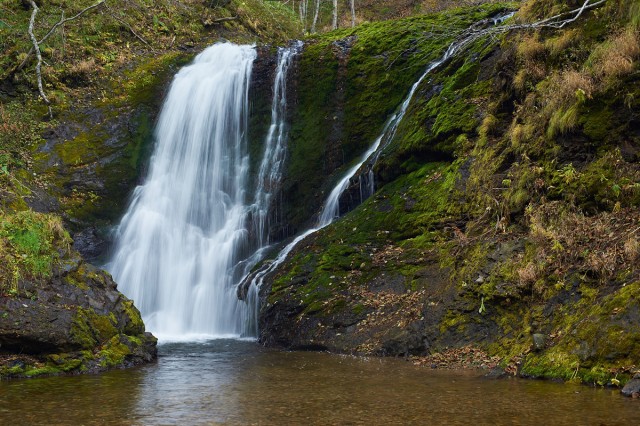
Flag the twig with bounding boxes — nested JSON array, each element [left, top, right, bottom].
[[37, 0, 106, 45], [212, 16, 238, 24], [105, 4, 151, 47], [20, 0, 109, 117], [445, 0, 606, 60]]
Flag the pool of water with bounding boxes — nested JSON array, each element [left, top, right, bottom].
[[0, 340, 635, 425]]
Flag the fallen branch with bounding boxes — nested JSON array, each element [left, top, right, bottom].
[[26, 0, 51, 118], [104, 3, 151, 47], [213, 16, 238, 23], [452, 0, 606, 54], [38, 0, 106, 45], [203, 16, 238, 26]]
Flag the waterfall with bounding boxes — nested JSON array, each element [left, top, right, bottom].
[[319, 40, 464, 224], [108, 41, 303, 341], [249, 41, 304, 249], [240, 42, 303, 337], [320, 12, 515, 221]]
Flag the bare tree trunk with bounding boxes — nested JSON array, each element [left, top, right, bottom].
[[350, 0, 355, 27], [299, 0, 308, 32], [332, 0, 338, 30], [311, 0, 321, 33], [16, 0, 105, 74]]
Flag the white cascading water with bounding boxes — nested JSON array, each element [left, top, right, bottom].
[[249, 41, 304, 249], [108, 43, 259, 341], [239, 42, 303, 336], [109, 41, 303, 341], [321, 13, 515, 222]]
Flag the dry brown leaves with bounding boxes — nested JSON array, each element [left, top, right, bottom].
[[411, 345, 502, 370]]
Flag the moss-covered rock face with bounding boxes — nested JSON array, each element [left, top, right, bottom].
[[260, 0, 640, 388], [33, 50, 192, 260], [0, 211, 156, 379], [281, 2, 515, 233]]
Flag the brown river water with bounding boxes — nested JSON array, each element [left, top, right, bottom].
[[0, 339, 636, 425]]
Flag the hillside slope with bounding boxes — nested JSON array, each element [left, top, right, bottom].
[[260, 0, 640, 387]]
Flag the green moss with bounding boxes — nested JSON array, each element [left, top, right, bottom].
[[0, 211, 71, 293], [122, 300, 145, 335], [23, 366, 62, 378], [47, 354, 84, 372], [70, 307, 118, 349], [521, 351, 580, 381], [98, 335, 133, 368], [282, 3, 515, 230]]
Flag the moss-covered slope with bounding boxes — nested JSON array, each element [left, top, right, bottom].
[[281, 2, 514, 233], [260, 0, 640, 388], [1, 0, 301, 258]]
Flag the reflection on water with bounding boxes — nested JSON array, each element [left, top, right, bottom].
[[0, 340, 636, 425]]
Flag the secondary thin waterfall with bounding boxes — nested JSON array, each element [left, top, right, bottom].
[[321, 12, 515, 222], [108, 43, 257, 341], [249, 41, 304, 249], [240, 42, 303, 336], [244, 13, 516, 334]]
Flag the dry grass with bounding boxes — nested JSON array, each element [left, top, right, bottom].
[[547, 69, 594, 108], [590, 28, 640, 81], [541, 69, 594, 137], [623, 236, 639, 262], [526, 202, 640, 282], [513, 32, 549, 92], [517, 262, 539, 286], [517, 32, 546, 62], [545, 28, 579, 57], [509, 122, 535, 148], [70, 58, 99, 76]]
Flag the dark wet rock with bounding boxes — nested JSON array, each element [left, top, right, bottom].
[[621, 374, 640, 397], [532, 334, 546, 351], [484, 366, 507, 379], [0, 256, 156, 378], [72, 227, 109, 261]]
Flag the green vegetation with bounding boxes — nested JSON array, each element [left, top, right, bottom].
[[283, 2, 515, 230], [0, 211, 70, 294]]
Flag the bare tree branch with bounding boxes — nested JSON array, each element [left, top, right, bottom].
[[26, 0, 51, 118], [20, 0, 109, 117], [446, 0, 606, 59], [17, 0, 107, 73], [38, 0, 106, 45]]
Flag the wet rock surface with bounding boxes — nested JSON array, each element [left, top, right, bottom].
[[621, 374, 640, 397], [0, 256, 156, 378]]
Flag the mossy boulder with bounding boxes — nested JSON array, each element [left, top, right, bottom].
[[0, 211, 156, 379]]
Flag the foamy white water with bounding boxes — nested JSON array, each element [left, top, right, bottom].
[[108, 43, 257, 339]]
